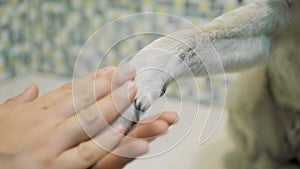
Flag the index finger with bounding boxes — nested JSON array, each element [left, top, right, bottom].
[[46, 64, 136, 124], [32, 66, 116, 110]]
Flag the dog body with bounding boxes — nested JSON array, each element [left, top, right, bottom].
[[116, 0, 300, 167], [226, 24, 300, 168]]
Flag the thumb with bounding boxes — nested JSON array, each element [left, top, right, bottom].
[[6, 83, 39, 104]]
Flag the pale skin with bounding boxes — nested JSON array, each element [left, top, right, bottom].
[[0, 64, 179, 169]]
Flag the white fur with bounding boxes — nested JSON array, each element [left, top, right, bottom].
[[130, 0, 299, 110], [119, 1, 300, 168], [116, 0, 300, 134]]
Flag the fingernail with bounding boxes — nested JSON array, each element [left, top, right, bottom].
[[119, 64, 135, 76], [113, 124, 125, 134], [24, 84, 35, 93], [100, 66, 115, 75], [128, 81, 136, 91]]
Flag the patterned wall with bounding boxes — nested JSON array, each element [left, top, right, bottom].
[[0, 0, 246, 104]]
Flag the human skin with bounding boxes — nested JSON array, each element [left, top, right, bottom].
[[0, 64, 178, 169]]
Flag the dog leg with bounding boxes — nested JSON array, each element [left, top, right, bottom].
[[119, 0, 298, 130]]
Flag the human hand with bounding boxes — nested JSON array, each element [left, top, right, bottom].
[[92, 111, 179, 169], [0, 64, 178, 169]]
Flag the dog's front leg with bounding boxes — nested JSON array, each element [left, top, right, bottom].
[[118, 0, 296, 131]]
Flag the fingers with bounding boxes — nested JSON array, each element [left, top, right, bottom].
[[92, 140, 149, 169], [55, 124, 125, 169], [91, 112, 179, 169], [5, 83, 39, 104], [110, 64, 136, 90], [49, 64, 136, 121], [140, 111, 179, 125], [128, 111, 179, 139], [73, 64, 135, 111], [34, 66, 116, 110], [53, 81, 137, 150]]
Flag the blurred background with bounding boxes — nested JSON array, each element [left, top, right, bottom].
[[0, 0, 250, 168], [0, 0, 251, 103]]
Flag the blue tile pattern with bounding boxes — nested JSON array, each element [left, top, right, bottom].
[[0, 0, 245, 104]]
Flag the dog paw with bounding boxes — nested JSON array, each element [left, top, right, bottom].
[[129, 47, 176, 112]]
